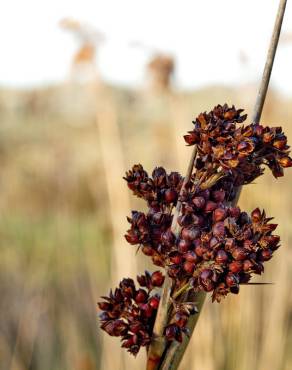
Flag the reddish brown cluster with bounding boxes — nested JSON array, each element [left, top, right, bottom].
[[98, 271, 164, 355], [124, 165, 183, 208], [166, 206, 279, 302], [184, 104, 292, 184], [99, 103, 291, 350], [125, 210, 173, 267]]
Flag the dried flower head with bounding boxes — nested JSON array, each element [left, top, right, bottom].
[[99, 104, 291, 352]]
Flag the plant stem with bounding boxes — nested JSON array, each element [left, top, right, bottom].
[[147, 2, 287, 369], [146, 146, 197, 370], [157, 1, 287, 369], [252, 0, 287, 125]]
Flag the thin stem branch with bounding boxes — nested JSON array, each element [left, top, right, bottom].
[[153, 1, 288, 369], [146, 2, 287, 369], [146, 146, 197, 370], [252, 0, 287, 124]]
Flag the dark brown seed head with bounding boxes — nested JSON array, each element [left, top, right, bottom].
[[183, 261, 195, 274], [141, 245, 155, 256], [215, 250, 228, 264], [200, 268, 213, 281], [181, 227, 200, 241], [243, 259, 254, 272], [251, 208, 262, 223], [229, 261, 243, 273], [161, 229, 175, 247], [212, 190, 225, 203], [226, 273, 239, 287], [212, 222, 226, 237], [135, 289, 148, 303], [278, 156, 292, 168], [205, 201, 218, 213], [260, 249, 273, 261], [149, 296, 160, 309], [213, 207, 227, 222], [169, 252, 183, 265], [184, 250, 199, 263], [192, 196, 206, 209], [164, 189, 178, 203], [232, 247, 247, 261], [151, 271, 165, 287], [178, 239, 192, 253]]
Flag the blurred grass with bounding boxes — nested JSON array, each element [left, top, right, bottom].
[[0, 82, 291, 370]]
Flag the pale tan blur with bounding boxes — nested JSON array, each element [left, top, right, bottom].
[[0, 55, 292, 370]]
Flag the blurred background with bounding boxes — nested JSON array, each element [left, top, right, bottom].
[[0, 1, 292, 369]]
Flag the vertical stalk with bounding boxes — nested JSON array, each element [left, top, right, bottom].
[[146, 146, 197, 370], [148, 0, 287, 369]]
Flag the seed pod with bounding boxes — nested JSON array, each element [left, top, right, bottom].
[[183, 261, 195, 274], [226, 273, 239, 287], [135, 289, 148, 303], [212, 222, 226, 237], [232, 247, 247, 261], [278, 156, 292, 168], [168, 264, 181, 278], [192, 215, 204, 226], [205, 201, 218, 213], [200, 268, 213, 281], [181, 227, 200, 241], [215, 250, 228, 264], [273, 137, 287, 150], [243, 259, 254, 272], [178, 239, 192, 253], [161, 229, 175, 247], [151, 271, 165, 287], [251, 208, 262, 223], [164, 189, 178, 203], [141, 245, 155, 256], [177, 214, 191, 227], [169, 252, 183, 265], [263, 131, 274, 143], [98, 302, 112, 311], [228, 206, 241, 219], [229, 261, 243, 273], [260, 249, 273, 261], [151, 255, 164, 267], [165, 324, 182, 342], [148, 296, 160, 309], [213, 207, 227, 222], [175, 313, 189, 328], [212, 190, 225, 203], [210, 236, 220, 249], [125, 231, 140, 245], [192, 196, 205, 209], [184, 251, 200, 263]]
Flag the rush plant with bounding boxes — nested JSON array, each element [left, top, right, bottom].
[[98, 1, 288, 369]]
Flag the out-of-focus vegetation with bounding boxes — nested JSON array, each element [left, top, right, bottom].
[[0, 80, 291, 370]]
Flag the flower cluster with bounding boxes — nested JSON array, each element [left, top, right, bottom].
[[99, 104, 291, 352], [184, 104, 292, 185], [98, 271, 164, 355], [124, 165, 183, 208], [166, 206, 279, 302], [125, 209, 173, 267]]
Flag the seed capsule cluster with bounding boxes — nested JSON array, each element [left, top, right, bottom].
[[99, 104, 291, 353], [167, 206, 280, 302], [184, 104, 292, 183], [124, 165, 183, 208], [98, 271, 164, 355]]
